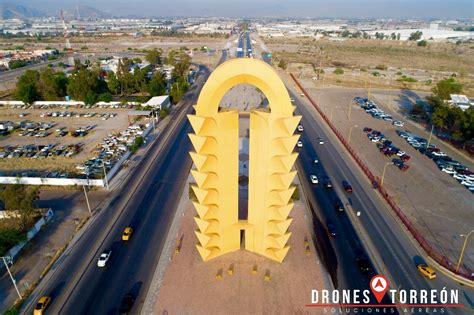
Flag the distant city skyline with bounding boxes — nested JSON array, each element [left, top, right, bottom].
[[14, 0, 474, 19]]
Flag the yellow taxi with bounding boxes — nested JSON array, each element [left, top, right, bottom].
[[34, 296, 51, 315], [122, 227, 133, 241], [417, 264, 436, 279]]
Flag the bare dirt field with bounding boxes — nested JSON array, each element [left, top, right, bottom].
[[293, 78, 474, 271], [154, 199, 325, 315], [264, 37, 474, 95]]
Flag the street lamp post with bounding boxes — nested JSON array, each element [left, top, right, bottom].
[[102, 161, 109, 190], [456, 230, 474, 273], [381, 162, 394, 187], [426, 125, 435, 148], [83, 185, 92, 215], [348, 125, 358, 143], [1, 256, 22, 299]]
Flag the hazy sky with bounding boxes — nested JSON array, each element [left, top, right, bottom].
[[17, 0, 474, 19]]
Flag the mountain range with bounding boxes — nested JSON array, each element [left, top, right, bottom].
[[0, 3, 109, 19]]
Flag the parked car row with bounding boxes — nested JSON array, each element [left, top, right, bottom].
[[354, 97, 404, 127], [39, 111, 117, 120], [0, 143, 82, 159], [364, 127, 410, 171], [396, 130, 473, 192], [76, 124, 146, 177]]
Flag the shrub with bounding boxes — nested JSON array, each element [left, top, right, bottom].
[[375, 64, 387, 70], [333, 68, 344, 75]]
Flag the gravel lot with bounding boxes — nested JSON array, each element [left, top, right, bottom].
[[0, 105, 132, 174], [296, 81, 474, 271]]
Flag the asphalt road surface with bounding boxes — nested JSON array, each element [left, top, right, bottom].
[[21, 51, 227, 315], [290, 87, 471, 314]]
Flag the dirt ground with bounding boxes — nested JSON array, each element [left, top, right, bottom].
[[292, 77, 474, 272], [264, 37, 474, 95], [0, 106, 132, 174], [154, 200, 325, 315]]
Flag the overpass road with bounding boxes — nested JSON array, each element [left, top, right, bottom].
[[21, 51, 226, 315]]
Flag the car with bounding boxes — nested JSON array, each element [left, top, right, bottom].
[[318, 138, 324, 145], [400, 154, 411, 162], [326, 221, 337, 236], [313, 157, 319, 164], [363, 127, 372, 133], [34, 296, 52, 315], [322, 176, 332, 189], [334, 199, 344, 212], [97, 249, 112, 267], [119, 294, 135, 314], [393, 120, 404, 127], [441, 167, 456, 175], [310, 175, 318, 184], [122, 227, 133, 241], [297, 125, 304, 132], [399, 164, 409, 171], [300, 93, 305, 97], [342, 180, 353, 193], [355, 250, 373, 274], [396, 150, 406, 156], [296, 141, 303, 148], [417, 264, 436, 279]]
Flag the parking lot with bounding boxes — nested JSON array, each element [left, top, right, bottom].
[[0, 104, 140, 177], [299, 82, 474, 270]]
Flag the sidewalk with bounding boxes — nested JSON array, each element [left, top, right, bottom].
[[0, 114, 174, 312]]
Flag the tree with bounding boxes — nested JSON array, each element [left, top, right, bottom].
[[147, 71, 166, 96], [278, 59, 287, 70], [0, 228, 27, 256], [408, 31, 423, 41], [145, 49, 162, 66], [390, 32, 397, 40], [0, 185, 39, 231], [38, 68, 68, 100], [432, 78, 463, 100], [107, 72, 121, 95], [67, 68, 105, 101], [15, 70, 40, 104], [169, 78, 188, 104], [397, 33, 401, 40], [417, 40, 428, 47]]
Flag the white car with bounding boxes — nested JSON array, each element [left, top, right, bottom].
[[396, 151, 406, 156], [432, 151, 446, 157], [297, 141, 303, 148], [393, 120, 404, 127], [314, 158, 319, 164], [97, 250, 112, 267], [318, 138, 324, 145], [310, 175, 319, 184], [453, 173, 465, 180], [297, 125, 304, 132], [441, 168, 456, 175]]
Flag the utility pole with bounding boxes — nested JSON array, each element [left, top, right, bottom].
[[1, 256, 22, 299], [426, 125, 435, 148], [83, 185, 92, 214], [102, 162, 109, 190]]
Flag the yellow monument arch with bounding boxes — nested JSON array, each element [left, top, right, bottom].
[[188, 58, 301, 263]]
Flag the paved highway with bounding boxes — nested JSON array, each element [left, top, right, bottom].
[[290, 87, 471, 314], [22, 51, 227, 315], [236, 32, 245, 58]]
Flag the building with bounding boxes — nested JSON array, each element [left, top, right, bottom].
[[449, 94, 473, 111], [144, 96, 171, 110]]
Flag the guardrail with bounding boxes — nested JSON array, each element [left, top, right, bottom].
[[290, 73, 473, 281]]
